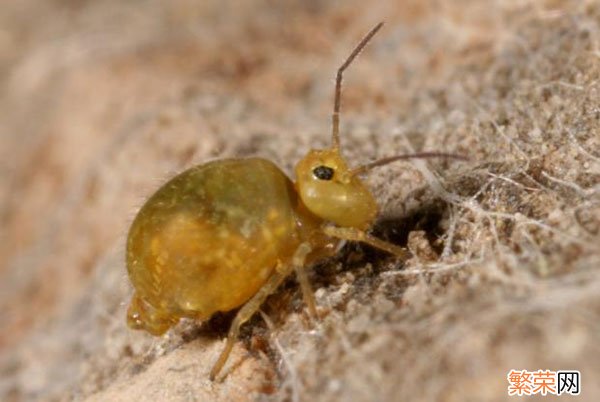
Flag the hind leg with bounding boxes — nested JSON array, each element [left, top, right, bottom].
[[209, 242, 312, 381]]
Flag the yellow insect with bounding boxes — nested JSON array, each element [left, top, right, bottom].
[[125, 22, 462, 380]]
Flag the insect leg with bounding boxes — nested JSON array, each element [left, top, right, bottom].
[[209, 242, 312, 381], [290, 243, 318, 319], [322, 226, 410, 260]]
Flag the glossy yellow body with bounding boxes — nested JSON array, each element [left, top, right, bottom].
[[126, 158, 331, 335]]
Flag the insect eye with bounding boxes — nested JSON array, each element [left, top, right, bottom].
[[313, 165, 335, 180]]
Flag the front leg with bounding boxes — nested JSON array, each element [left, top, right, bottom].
[[322, 225, 410, 260]]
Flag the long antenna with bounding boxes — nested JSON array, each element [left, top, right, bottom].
[[350, 152, 469, 176], [332, 22, 384, 150]]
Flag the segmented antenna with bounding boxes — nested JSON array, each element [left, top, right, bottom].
[[350, 152, 469, 176], [331, 22, 384, 150]]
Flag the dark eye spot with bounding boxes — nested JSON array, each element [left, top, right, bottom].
[[313, 165, 334, 180]]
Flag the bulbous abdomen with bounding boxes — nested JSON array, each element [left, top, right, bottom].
[[126, 158, 300, 332]]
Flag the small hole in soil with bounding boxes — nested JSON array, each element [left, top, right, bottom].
[[373, 198, 449, 254], [331, 198, 449, 271]]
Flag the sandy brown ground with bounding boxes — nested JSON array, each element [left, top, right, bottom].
[[1, 1, 599, 401]]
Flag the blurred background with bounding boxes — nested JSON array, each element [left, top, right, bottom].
[[1, 1, 599, 401]]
